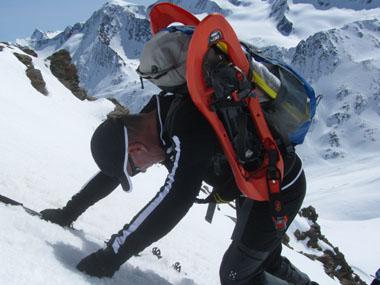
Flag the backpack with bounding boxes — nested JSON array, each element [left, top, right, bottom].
[[139, 3, 316, 230], [241, 41, 316, 146]]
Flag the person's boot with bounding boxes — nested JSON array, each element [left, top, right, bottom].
[[41, 172, 120, 227], [40, 207, 80, 227], [76, 246, 122, 278], [269, 256, 315, 285]]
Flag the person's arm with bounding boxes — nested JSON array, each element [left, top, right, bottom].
[[76, 134, 214, 277], [40, 171, 120, 226]]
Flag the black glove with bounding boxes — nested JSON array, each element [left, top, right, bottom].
[[40, 208, 75, 227], [77, 247, 121, 278]]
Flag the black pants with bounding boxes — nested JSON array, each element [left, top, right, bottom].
[[219, 171, 307, 284]]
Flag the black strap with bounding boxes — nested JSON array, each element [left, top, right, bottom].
[[266, 149, 288, 232], [235, 112, 248, 163], [162, 93, 187, 139], [205, 202, 217, 224]]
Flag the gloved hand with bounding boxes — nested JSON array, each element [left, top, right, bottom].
[[77, 247, 121, 278], [40, 208, 74, 227]]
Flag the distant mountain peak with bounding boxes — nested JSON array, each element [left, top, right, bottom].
[[30, 29, 47, 41], [149, 0, 231, 16], [102, 0, 147, 17], [265, 0, 294, 36], [293, 0, 380, 10]]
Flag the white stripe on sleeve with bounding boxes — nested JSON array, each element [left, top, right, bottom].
[[111, 136, 181, 254]]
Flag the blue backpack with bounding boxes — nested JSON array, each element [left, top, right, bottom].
[[241, 41, 316, 146]]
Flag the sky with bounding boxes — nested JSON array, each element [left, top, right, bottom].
[[0, 0, 155, 42]]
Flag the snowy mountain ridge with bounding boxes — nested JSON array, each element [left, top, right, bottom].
[[148, 0, 231, 15], [289, 18, 380, 160], [25, 1, 153, 112], [293, 0, 380, 10]]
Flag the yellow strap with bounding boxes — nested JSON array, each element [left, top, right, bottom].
[[216, 41, 228, 54], [214, 193, 228, 203], [253, 72, 278, 99]]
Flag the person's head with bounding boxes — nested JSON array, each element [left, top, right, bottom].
[[90, 113, 164, 191]]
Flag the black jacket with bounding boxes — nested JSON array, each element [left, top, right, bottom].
[[107, 93, 302, 258]]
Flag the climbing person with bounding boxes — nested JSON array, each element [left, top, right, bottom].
[[41, 3, 319, 284]]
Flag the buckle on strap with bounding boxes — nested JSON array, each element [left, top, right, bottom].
[[266, 149, 288, 231], [269, 192, 288, 232], [272, 215, 288, 232]]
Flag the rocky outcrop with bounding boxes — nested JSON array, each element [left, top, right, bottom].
[[267, 0, 293, 36], [290, 19, 380, 158], [28, 2, 151, 111], [13, 52, 48, 95], [227, 0, 251, 6], [291, 30, 340, 82], [47, 50, 87, 100], [293, 206, 366, 285], [16, 45, 38, 57]]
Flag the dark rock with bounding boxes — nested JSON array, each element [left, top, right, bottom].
[[317, 249, 366, 285], [324, 148, 344, 160], [291, 30, 340, 82], [227, 0, 251, 6], [295, 206, 366, 284], [294, 225, 322, 250], [13, 52, 32, 67], [13, 52, 48, 95], [299, 206, 319, 223], [269, 0, 293, 36], [354, 94, 368, 114], [0, 45, 3, 52], [48, 49, 87, 100], [16, 45, 38, 57], [326, 112, 351, 127], [277, 16, 293, 36], [31, 29, 46, 41], [336, 88, 350, 101], [1, 41, 11, 46], [282, 233, 292, 248], [26, 68, 48, 95], [328, 131, 340, 147], [294, 229, 306, 241]]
